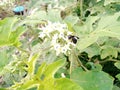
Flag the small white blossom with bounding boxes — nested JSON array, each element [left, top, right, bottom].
[[38, 21, 77, 56], [54, 43, 61, 56], [51, 34, 58, 45], [52, 22, 67, 31], [61, 73, 66, 78], [39, 32, 46, 38]]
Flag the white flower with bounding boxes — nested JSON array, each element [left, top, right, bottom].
[[54, 43, 61, 56], [61, 44, 71, 54], [52, 22, 67, 32], [61, 73, 66, 78], [58, 32, 66, 40], [39, 32, 46, 38], [61, 47, 67, 54], [51, 34, 58, 45], [38, 21, 77, 56]]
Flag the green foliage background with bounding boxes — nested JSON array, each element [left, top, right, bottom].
[[0, 0, 120, 90]]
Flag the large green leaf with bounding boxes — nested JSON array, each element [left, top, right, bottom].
[[26, 9, 62, 22], [0, 17, 17, 41], [38, 59, 83, 90], [71, 68, 114, 90], [76, 33, 98, 51], [10, 59, 83, 90], [0, 17, 26, 47], [96, 12, 120, 30], [76, 12, 120, 51], [64, 15, 79, 26], [74, 16, 99, 35], [43, 59, 66, 78], [55, 78, 83, 90]]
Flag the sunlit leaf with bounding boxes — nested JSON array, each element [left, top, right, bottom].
[[0, 17, 26, 47], [116, 74, 120, 81], [114, 61, 120, 70]]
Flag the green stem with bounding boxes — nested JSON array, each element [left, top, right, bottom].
[[15, 46, 30, 55], [80, 0, 83, 18], [74, 49, 88, 71], [99, 59, 118, 64], [42, 46, 52, 51], [69, 49, 88, 74]]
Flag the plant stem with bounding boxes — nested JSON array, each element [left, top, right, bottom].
[[78, 58, 89, 71], [99, 59, 118, 64], [15, 46, 30, 55], [69, 48, 88, 73], [74, 49, 88, 71], [80, 0, 83, 18]]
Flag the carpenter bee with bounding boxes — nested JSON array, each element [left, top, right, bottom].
[[68, 35, 79, 44]]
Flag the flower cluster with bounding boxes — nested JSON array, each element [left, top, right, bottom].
[[38, 21, 76, 56]]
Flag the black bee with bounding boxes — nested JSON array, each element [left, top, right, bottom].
[[68, 35, 79, 44]]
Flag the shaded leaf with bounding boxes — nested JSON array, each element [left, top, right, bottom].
[[84, 43, 100, 58], [112, 85, 120, 90], [71, 68, 114, 90], [101, 45, 118, 59]]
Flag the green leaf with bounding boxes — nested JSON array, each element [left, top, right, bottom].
[[76, 12, 120, 51], [0, 17, 26, 47], [27, 53, 40, 76], [9, 58, 83, 90], [44, 59, 66, 78], [84, 43, 100, 58], [36, 62, 47, 77], [104, 0, 120, 6], [76, 33, 98, 51], [0, 88, 7, 90], [55, 78, 83, 90], [0, 50, 9, 71], [47, 9, 62, 22], [112, 85, 120, 90], [114, 61, 120, 69], [96, 12, 120, 30], [101, 45, 118, 59], [74, 16, 99, 35], [71, 68, 114, 90], [0, 17, 18, 41], [116, 74, 120, 81], [66, 22, 75, 32], [64, 15, 79, 26], [77, 29, 120, 52], [15, 79, 39, 90]]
